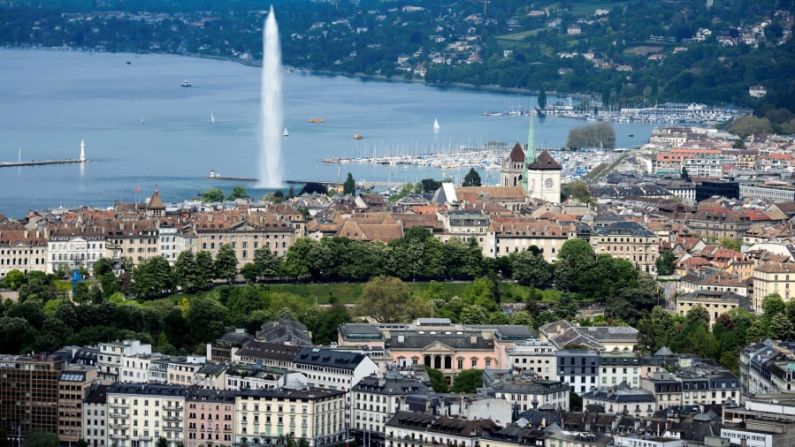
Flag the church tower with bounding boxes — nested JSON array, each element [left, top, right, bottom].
[[500, 143, 525, 187], [524, 113, 562, 203]]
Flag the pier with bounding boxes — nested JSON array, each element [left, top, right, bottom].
[[206, 174, 403, 189], [1, 140, 88, 169]]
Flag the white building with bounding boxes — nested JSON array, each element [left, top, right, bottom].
[[292, 348, 379, 392], [491, 377, 570, 411], [83, 384, 109, 447], [47, 227, 109, 273], [506, 340, 558, 380], [106, 383, 187, 447], [234, 388, 347, 447], [97, 340, 152, 383], [351, 375, 429, 445]]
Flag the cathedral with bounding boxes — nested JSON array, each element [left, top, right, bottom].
[[500, 113, 562, 203]]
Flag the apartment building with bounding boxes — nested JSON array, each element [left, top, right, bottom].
[[292, 348, 379, 392], [105, 219, 160, 266], [490, 377, 570, 412], [582, 384, 656, 417], [385, 412, 499, 447], [0, 229, 47, 277], [184, 388, 236, 447], [106, 383, 188, 447], [351, 375, 429, 447], [506, 340, 558, 381], [740, 340, 795, 395], [58, 366, 98, 444], [0, 355, 63, 441], [591, 221, 659, 274], [485, 217, 576, 261], [97, 340, 153, 383], [195, 211, 299, 267], [234, 387, 347, 447], [752, 262, 795, 309], [598, 352, 641, 389], [675, 291, 750, 327], [556, 350, 599, 395], [83, 384, 110, 447]]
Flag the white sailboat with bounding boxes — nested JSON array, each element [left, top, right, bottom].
[[433, 118, 440, 133], [283, 127, 289, 137], [210, 113, 216, 124]]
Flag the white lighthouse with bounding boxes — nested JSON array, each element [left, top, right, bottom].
[[79, 140, 86, 163]]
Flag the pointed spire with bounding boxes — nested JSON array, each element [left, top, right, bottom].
[[523, 112, 535, 192]]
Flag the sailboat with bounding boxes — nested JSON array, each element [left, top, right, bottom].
[[433, 118, 441, 133], [210, 113, 216, 124], [283, 127, 289, 137]]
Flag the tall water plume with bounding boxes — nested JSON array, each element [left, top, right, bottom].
[[259, 6, 283, 187]]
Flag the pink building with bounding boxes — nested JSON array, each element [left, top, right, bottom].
[[185, 389, 236, 447]]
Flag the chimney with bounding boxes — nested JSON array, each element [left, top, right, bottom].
[[470, 335, 478, 345]]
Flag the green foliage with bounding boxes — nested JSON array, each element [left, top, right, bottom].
[[729, 116, 773, 138], [214, 244, 238, 282], [425, 367, 449, 393], [25, 431, 58, 447], [227, 186, 250, 200], [511, 251, 552, 289], [555, 239, 596, 292], [462, 168, 482, 187], [253, 247, 282, 280], [719, 238, 742, 252], [343, 173, 356, 195], [561, 181, 594, 205], [199, 188, 225, 203], [655, 251, 676, 276], [452, 369, 483, 393], [358, 276, 430, 323], [133, 256, 175, 299], [566, 122, 616, 149], [5, 270, 24, 290]]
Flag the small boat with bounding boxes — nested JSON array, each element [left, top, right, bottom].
[[353, 134, 363, 140], [126, 61, 132, 65], [181, 80, 192, 88], [308, 117, 325, 123], [433, 118, 441, 132], [628, 134, 635, 137], [140, 116, 145, 125], [210, 113, 216, 124], [283, 127, 289, 137]]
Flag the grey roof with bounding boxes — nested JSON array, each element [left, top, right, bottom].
[[679, 290, 750, 308], [186, 388, 236, 403], [596, 221, 656, 238], [196, 363, 228, 377], [238, 387, 346, 400], [236, 341, 302, 361], [257, 319, 313, 346], [386, 333, 494, 350], [353, 375, 429, 395], [217, 331, 254, 346], [293, 348, 368, 370], [527, 150, 562, 171], [654, 346, 674, 356], [582, 383, 655, 403], [339, 323, 383, 340], [107, 383, 188, 397], [84, 384, 110, 404], [491, 378, 569, 395]]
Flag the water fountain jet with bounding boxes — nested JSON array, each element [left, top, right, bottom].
[[258, 5, 284, 188]]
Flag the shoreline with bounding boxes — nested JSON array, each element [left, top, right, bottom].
[[1, 45, 588, 101]]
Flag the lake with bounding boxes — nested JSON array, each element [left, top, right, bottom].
[[0, 49, 654, 217]]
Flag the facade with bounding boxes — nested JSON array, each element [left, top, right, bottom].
[[526, 151, 562, 204], [351, 375, 429, 447], [675, 291, 750, 327], [292, 348, 379, 392], [195, 212, 299, 267], [58, 367, 98, 444], [641, 369, 740, 410], [486, 218, 576, 261], [97, 340, 153, 383], [234, 388, 347, 447], [740, 340, 795, 395], [506, 340, 558, 380], [105, 219, 160, 266], [752, 262, 795, 308], [590, 221, 659, 274], [556, 350, 599, 394], [106, 383, 188, 447], [0, 229, 47, 277], [582, 384, 656, 417], [83, 384, 110, 447], [184, 388, 236, 447], [491, 378, 570, 412], [0, 355, 63, 441], [47, 226, 108, 273], [740, 181, 795, 203], [598, 352, 641, 389], [385, 412, 499, 447]]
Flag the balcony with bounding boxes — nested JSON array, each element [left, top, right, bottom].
[[109, 423, 127, 430], [164, 416, 181, 422], [110, 413, 129, 419], [164, 426, 183, 432]]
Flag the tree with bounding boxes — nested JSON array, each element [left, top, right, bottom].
[[343, 173, 356, 195], [462, 168, 481, 187], [358, 276, 428, 323], [762, 294, 786, 322], [240, 263, 259, 283], [537, 88, 547, 109], [555, 239, 596, 292], [655, 250, 676, 275], [566, 122, 616, 149], [511, 251, 552, 288], [194, 251, 214, 289], [25, 431, 58, 447], [253, 247, 281, 279], [459, 304, 488, 324], [0, 317, 36, 353], [227, 185, 249, 200], [93, 258, 114, 276], [719, 238, 742, 252], [452, 369, 483, 393], [729, 116, 773, 138], [561, 181, 593, 205], [509, 310, 534, 327], [425, 367, 449, 392], [637, 306, 676, 352], [186, 297, 230, 347], [769, 313, 793, 340], [133, 256, 175, 299], [157, 438, 168, 447], [174, 251, 199, 292], [5, 270, 24, 290], [199, 188, 225, 202], [214, 244, 238, 282]]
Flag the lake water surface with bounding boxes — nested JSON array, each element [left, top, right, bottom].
[[0, 49, 654, 216]]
